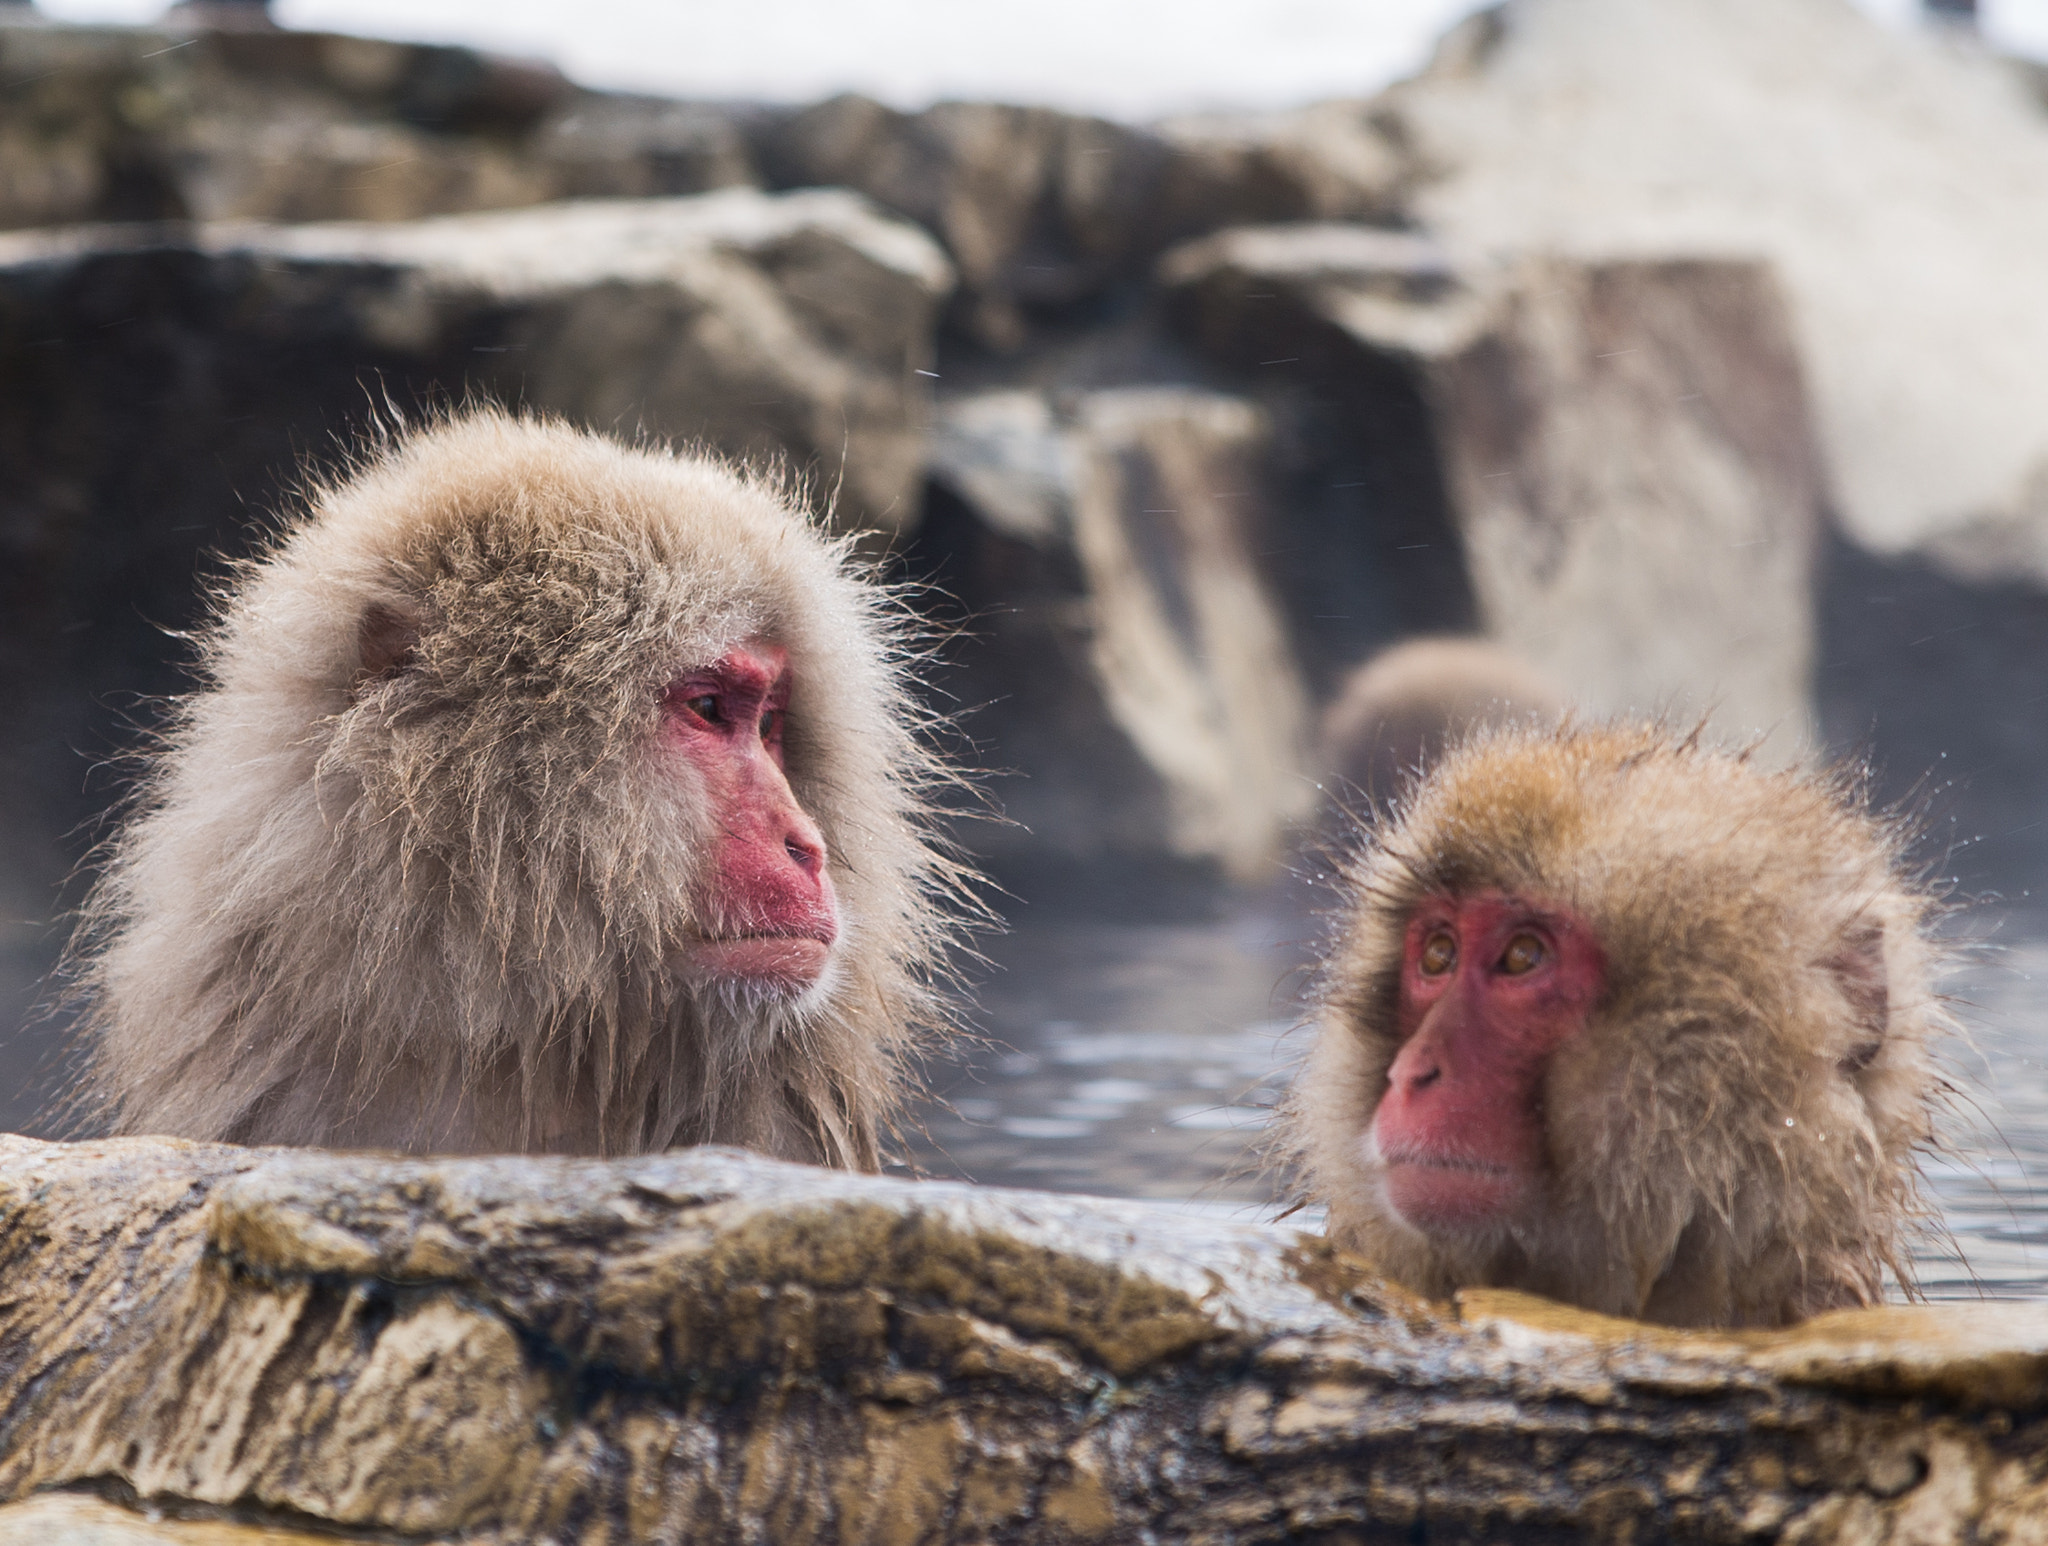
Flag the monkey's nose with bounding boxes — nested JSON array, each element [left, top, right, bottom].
[[779, 806, 827, 879], [1386, 1032, 1445, 1098], [1406, 1063, 1441, 1091]]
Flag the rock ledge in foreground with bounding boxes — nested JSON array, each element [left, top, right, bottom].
[[0, 1135, 2044, 1543]]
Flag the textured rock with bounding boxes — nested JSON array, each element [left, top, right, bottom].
[[1164, 227, 1824, 754], [537, 95, 760, 203], [757, 94, 1411, 349], [758, 95, 1170, 349], [1152, 100, 1409, 232], [0, 1493, 339, 1544], [1, 1136, 2047, 1543], [235, 190, 953, 531], [0, 18, 758, 231], [922, 387, 1312, 880]]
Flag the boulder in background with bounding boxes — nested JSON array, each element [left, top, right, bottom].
[[248, 189, 953, 532], [1164, 228, 1824, 756], [757, 94, 1171, 350], [923, 387, 1312, 882], [756, 93, 1412, 352], [1152, 99, 1409, 232], [0, 17, 761, 231]]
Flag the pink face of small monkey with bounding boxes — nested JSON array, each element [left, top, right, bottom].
[[659, 638, 838, 992], [1371, 893, 1606, 1232]]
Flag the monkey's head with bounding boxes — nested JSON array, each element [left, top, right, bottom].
[[84, 410, 957, 1160], [304, 418, 885, 1016], [1288, 724, 1945, 1328]]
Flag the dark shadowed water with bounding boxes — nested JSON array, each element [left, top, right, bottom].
[[902, 891, 2048, 1303]]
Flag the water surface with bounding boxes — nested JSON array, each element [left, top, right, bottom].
[[903, 896, 1319, 1216]]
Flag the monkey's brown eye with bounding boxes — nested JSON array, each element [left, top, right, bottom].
[[1500, 934, 1545, 975], [683, 694, 721, 723], [759, 709, 779, 740], [1419, 932, 1457, 975]]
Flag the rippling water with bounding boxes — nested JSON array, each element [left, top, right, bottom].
[[902, 893, 2048, 1301], [901, 894, 1320, 1220], [1913, 927, 2048, 1301]]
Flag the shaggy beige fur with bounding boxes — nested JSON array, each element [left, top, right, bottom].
[[1285, 722, 1947, 1327], [67, 411, 972, 1166]]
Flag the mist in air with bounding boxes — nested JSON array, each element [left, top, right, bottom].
[[22, 0, 2048, 115]]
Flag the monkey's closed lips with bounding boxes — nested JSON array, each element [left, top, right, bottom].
[[1381, 1150, 1523, 1229], [691, 934, 834, 986]]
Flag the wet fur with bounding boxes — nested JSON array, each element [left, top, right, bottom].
[[1283, 722, 1946, 1327], [66, 411, 972, 1166]]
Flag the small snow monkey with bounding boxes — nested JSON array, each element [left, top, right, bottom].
[[69, 411, 971, 1166], [1284, 723, 1946, 1327], [1318, 637, 1569, 807]]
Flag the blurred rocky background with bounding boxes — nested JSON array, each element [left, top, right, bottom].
[[5, 0, 2048, 1150]]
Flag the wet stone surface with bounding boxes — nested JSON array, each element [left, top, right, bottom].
[[8, 1135, 2048, 1542]]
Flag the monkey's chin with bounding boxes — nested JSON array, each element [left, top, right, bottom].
[[1381, 1155, 1528, 1235], [688, 936, 833, 993]]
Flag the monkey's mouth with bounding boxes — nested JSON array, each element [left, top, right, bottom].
[[688, 932, 834, 989], [1379, 1149, 1528, 1231]]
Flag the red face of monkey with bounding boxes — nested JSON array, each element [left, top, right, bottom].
[[1371, 894, 1606, 1233], [660, 639, 838, 992]]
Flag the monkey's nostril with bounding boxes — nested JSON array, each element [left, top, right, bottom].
[[786, 835, 821, 873]]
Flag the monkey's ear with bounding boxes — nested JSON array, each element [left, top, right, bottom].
[[355, 601, 423, 688], [1831, 921, 1889, 1073]]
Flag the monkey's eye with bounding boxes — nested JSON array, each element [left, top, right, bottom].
[[1499, 934, 1546, 975], [681, 693, 722, 724], [759, 708, 780, 741], [1418, 932, 1457, 975]]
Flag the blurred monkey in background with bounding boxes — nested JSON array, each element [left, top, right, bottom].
[[1319, 637, 1569, 808]]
